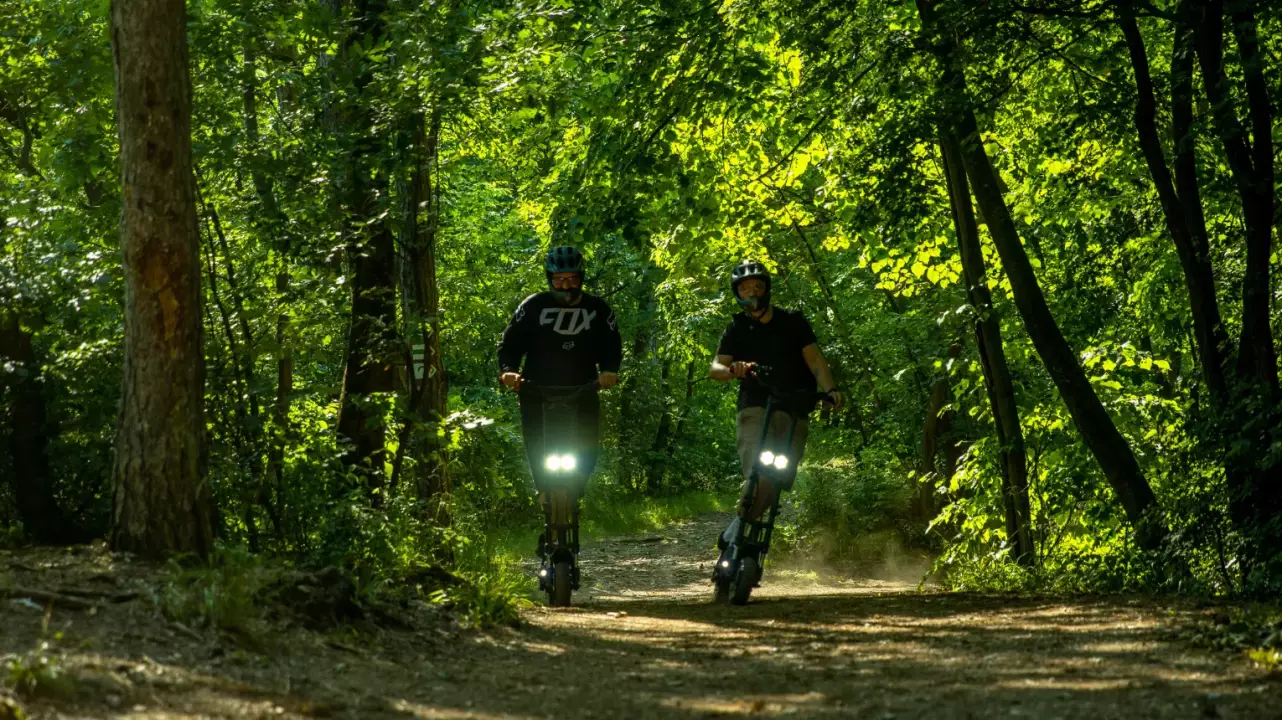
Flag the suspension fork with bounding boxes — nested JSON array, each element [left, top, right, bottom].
[[544, 489, 580, 556], [736, 400, 799, 560]]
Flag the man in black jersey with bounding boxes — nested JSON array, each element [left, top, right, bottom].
[[710, 260, 845, 543], [497, 246, 622, 504]]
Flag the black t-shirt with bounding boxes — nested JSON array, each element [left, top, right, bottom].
[[497, 292, 623, 386], [715, 308, 819, 411]]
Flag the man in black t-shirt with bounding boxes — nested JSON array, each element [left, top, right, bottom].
[[710, 260, 844, 540], [497, 246, 623, 499]]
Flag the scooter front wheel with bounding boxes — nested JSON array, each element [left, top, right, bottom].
[[730, 556, 757, 605], [713, 578, 730, 604], [550, 559, 573, 607]]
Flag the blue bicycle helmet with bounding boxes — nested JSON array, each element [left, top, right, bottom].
[[545, 246, 586, 303]]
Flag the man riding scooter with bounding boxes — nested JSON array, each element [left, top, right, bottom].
[[708, 260, 844, 603], [497, 246, 622, 605]]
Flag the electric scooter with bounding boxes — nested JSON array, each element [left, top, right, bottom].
[[518, 379, 600, 607], [713, 366, 831, 605]]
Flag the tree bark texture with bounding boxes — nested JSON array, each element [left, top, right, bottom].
[[334, 0, 399, 502], [916, 0, 1162, 550], [109, 0, 214, 558], [1188, 0, 1282, 580], [394, 108, 451, 526], [1119, 1, 1230, 406]]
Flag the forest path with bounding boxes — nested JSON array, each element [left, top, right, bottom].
[[2, 513, 1280, 719], [498, 512, 1281, 719]]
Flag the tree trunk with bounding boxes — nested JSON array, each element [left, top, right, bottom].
[[917, 367, 949, 520], [0, 313, 72, 544], [671, 362, 697, 446], [109, 0, 214, 558], [334, 0, 399, 503], [916, 0, 1162, 550], [1119, 1, 1229, 406], [196, 203, 260, 551], [1190, 0, 1277, 396], [1189, 0, 1282, 580], [941, 134, 1034, 565], [644, 361, 675, 494], [392, 108, 451, 528], [268, 268, 293, 535]]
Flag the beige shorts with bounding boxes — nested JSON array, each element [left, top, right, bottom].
[[736, 406, 809, 520]]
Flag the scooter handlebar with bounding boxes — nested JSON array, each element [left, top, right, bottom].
[[514, 378, 601, 399], [746, 365, 837, 406]]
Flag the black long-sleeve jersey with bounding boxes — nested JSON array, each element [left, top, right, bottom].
[[497, 292, 623, 385]]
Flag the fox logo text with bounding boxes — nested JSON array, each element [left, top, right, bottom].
[[540, 307, 596, 336]]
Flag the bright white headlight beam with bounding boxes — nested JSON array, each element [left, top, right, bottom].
[[561, 455, 577, 470], [773, 455, 789, 470], [545, 455, 562, 471], [759, 451, 775, 465]]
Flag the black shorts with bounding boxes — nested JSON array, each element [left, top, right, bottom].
[[519, 389, 601, 494]]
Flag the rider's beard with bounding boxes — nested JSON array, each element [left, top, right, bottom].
[[737, 295, 768, 317], [552, 287, 582, 305]]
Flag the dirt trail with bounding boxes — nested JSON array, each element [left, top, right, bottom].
[[3, 513, 1280, 719]]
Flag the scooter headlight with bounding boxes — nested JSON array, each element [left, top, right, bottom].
[[544, 455, 576, 472], [759, 451, 775, 466], [773, 455, 789, 470]]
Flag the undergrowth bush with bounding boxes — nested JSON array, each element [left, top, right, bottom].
[[775, 444, 918, 571]]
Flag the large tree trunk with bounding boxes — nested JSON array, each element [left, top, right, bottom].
[[392, 109, 451, 528], [916, 0, 1162, 550], [0, 313, 72, 544], [109, 0, 214, 557], [940, 134, 1034, 565], [333, 0, 399, 503]]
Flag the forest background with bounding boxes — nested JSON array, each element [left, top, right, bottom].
[[2, 0, 1281, 615]]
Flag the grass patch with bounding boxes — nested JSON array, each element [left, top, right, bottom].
[[152, 545, 271, 634], [580, 489, 732, 538], [3, 614, 74, 700], [1181, 603, 1282, 657]]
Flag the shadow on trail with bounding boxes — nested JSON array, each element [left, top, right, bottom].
[[461, 590, 1277, 720]]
